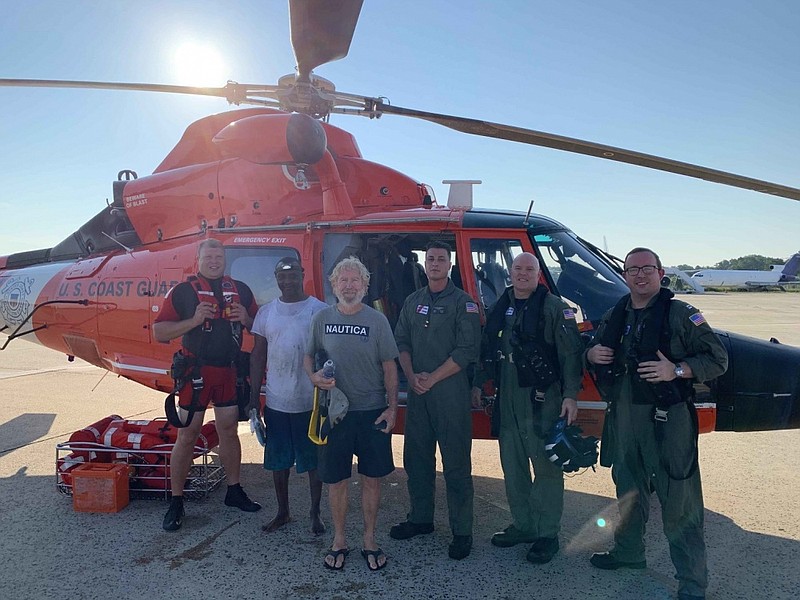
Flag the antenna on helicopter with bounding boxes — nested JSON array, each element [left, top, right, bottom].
[[101, 231, 134, 254], [523, 199, 535, 226]]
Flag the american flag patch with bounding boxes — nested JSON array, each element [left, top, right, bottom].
[[563, 308, 576, 320], [465, 302, 479, 314], [689, 312, 706, 326], [416, 304, 429, 315]]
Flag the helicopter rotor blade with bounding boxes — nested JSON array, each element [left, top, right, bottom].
[[0, 78, 284, 107], [371, 102, 800, 202], [289, 0, 363, 83]]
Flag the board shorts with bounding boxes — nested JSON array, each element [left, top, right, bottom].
[[263, 407, 318, 473]]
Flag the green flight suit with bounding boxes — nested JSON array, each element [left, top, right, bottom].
[[394, 279, 481, 536], [479, 288, 584, 539], [589, 296, 728, 597]]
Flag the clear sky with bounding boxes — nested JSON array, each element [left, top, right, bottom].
[[1, 0, 798, 267]]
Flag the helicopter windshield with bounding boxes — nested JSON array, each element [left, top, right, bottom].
[[533, 231, 628, 325]]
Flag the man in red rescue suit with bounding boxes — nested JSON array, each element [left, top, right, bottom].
[[154, 238, 261, 531], [586, 247, 727, 600]]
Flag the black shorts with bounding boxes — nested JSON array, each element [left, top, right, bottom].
[[318, 408, 395, 484]]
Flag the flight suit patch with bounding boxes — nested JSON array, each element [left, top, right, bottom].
[[689, 312, 706, 326], [416, 304, 429, 315], [432, 306, 446, 314]]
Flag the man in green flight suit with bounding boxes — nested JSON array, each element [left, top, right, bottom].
[[586, 247, 728, 600], [472, 252, 584, 564], [390, 241, 481, 560]]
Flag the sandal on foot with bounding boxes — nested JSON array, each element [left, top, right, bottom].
[[361, 548, 387, 571], [323, 548, 349, 570]]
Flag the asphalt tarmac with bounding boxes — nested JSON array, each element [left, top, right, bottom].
[[1, 293, 798, 599]]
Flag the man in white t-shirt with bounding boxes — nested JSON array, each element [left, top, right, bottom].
[[250, 257, 327, 534]]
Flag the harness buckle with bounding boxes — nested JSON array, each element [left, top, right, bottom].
[[191, 376, 204, 390], [654, 407, 668, 422], [533, 391, 546, 402]]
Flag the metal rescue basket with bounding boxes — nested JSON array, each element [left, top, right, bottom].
[[56, 416, 225, 501]]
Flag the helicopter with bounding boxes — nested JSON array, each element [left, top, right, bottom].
[[1, 0, 799, 439]]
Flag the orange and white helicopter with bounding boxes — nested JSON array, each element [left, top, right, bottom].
[[1, 0, 799, 438]]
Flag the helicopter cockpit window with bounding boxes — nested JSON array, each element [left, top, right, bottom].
[[533, 232, 628, 324], [322, 232, 455, 328], [469, 239, 523, 308], [225, 247, 300, 306]]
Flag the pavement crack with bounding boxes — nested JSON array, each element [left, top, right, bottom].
[[168, 520, 240, 569]]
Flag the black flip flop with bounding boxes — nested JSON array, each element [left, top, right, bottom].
[[323, 548, 349, 570], [361, 548, 387, 571]]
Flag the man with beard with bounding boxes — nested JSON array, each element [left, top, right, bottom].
[[304, 257, 399, 571]]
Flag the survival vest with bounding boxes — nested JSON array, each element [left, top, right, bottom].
[[482, 285, 560, 391], [165, 275, 248, 428], [593, 287, 693, 407], [181, 274, 244, 365]]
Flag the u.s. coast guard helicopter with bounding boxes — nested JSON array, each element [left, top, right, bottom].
[[1, 0, 799, 437]]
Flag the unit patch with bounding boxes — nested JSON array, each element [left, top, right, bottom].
[[416, 304, 429, 315]]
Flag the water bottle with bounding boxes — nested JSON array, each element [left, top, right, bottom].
[[322, 359, 335, 379]]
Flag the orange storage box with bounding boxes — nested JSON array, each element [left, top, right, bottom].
[[72, 463, 130, 513]]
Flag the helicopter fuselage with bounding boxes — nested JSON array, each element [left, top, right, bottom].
[[1, 108, 798, 437]]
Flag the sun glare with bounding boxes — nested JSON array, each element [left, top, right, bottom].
[[173, 42, 227, 86]]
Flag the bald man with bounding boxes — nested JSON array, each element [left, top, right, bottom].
[[472, 252, 583, 564]]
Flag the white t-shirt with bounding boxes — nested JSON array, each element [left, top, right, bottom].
[[251, 296, 327, 413]]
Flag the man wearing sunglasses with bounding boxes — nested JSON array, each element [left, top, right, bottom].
[[586, 247, 728, 600]]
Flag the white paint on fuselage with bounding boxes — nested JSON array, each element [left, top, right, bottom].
[[0, 262, 71, 335]]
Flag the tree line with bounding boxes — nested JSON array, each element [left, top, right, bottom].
[[674, 254, 786, 272]]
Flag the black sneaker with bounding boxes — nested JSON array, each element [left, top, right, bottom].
[[224, 484, 262, 512], [448, 535, 472, 560], [389, 520, 434, 540], [163, 497, 185, 531], [526, 537, 559, 564]]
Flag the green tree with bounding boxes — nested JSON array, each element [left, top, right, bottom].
[[713, 255, 784, 270]]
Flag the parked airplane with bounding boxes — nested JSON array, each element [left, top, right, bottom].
[[691, 253, 800, 289]]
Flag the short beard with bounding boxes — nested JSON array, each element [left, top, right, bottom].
[[334, 292, 367, 306]]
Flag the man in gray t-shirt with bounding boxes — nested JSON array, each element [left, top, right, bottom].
[[304, 257, 399, 572]]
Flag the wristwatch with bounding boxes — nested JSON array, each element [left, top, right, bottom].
[[674, 364, 685, 379]]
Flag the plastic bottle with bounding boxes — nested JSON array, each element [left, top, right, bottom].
[[322, 359, 335, 379]]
